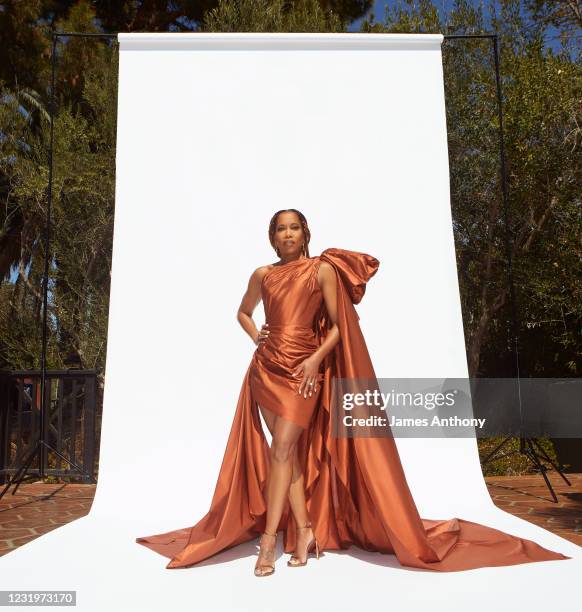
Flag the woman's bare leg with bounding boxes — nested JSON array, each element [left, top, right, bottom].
[[255, 405, 304, 574], [287, 445, 315, 563], [259, 405, 309, 526], [288, 445, 310, 520], [255, 405, 279, 575], [265, 416, 303, 534]]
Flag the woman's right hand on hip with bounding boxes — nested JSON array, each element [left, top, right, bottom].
[[255, 323, 270, 347]]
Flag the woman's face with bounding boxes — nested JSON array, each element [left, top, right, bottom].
[[272, 212, 305, 258]]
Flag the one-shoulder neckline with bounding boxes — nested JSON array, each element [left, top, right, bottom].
[[278, 255, 312, 265], [261, 255, 318, 288]]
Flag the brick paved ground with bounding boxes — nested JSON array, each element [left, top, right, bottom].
[[484, 472, 582, 546], [0, 473, 580, 556], [0, 482, 95, 556]]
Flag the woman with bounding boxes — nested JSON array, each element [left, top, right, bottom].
[[244, 210, 338, 576], [136, 209, 570, 575]]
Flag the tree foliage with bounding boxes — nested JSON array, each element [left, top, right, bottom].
[[0, 1, 580, 475]]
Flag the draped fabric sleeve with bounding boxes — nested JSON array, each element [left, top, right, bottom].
[[314, 247, 380, 381], [311, 247, 379, 358], [319, 247, 380, 306], [300, 246, 431, 558], [296, 246, 571, 572]]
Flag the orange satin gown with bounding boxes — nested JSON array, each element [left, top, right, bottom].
[[249, 254, 326, 430], [136, 247, 570, 571]]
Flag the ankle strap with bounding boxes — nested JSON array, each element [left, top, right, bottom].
[[296, 523, 312, 530], [263, 531, 277, 537]]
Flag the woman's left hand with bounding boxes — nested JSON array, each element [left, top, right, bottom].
[[293, 356, 322, 398]]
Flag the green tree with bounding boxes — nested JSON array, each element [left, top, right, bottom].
[[0, 0, 579, 477]]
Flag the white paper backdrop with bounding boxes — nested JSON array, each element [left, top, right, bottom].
[[0, 32, 578, 612]]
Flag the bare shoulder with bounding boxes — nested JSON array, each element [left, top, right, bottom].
[[252, 264, 273, 285]]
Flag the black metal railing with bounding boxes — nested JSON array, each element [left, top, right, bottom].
[[0, 370, 99, 484]]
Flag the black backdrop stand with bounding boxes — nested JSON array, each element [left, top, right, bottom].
[[0, 31, 570, 503], [445, 35, 571, 502], [0, 33, 115, 500]]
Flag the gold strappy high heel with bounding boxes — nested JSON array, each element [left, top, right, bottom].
[[287, 522, 320, 567], [254, 531, 277, 577]]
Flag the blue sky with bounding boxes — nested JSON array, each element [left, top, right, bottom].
[[347, 0, 578, 55]]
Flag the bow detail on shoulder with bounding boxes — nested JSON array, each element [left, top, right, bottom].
[[319, 247, 380, 305]]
